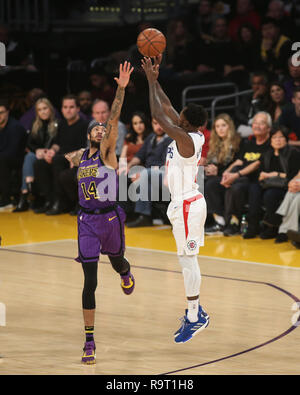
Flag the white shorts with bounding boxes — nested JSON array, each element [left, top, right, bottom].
[[167, 194, 207, 256]]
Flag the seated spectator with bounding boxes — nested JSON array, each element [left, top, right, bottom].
[[275, 169, 300, 244], [220, 112, 271, 237], [124, 119, 172, 228], [33, 94, 88, 214], [19, 88, 61, 132], [231, 23, 263, 75], [165, 18, 199, 74], [235, 71, 269, 137], [119, 112, 152, 163], [260, 17, 291, 77], [89, 68, 115, 106], [92, 99, 127, 159], [278, 87, 300, 147], [266, 81, 288, 122], [77, 90, 93, 121], [283, 56, 300, 101], [258, 125, 300, 239], [267, 0, 296, 40], [190, 0, 215, 38], [204, 114, 241, 234], [228, 0, 261, 42], [13, 98, 59, 212], [0, 99, 27, 209]]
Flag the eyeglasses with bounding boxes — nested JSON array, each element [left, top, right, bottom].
[[0, 110, 8, 115], [271, 135, 286, 140]]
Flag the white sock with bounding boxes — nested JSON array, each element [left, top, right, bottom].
[[187, 299, 199, 322]]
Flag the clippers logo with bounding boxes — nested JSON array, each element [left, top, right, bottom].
[[187, 240, 197, 251], [0, 42, 5, 67]]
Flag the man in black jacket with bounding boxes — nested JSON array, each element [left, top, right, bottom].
[[0, 99, 27, 208]]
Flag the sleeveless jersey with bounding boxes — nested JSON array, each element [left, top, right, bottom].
[[77, 149, 118, 210], [165, 132, 204, 201]]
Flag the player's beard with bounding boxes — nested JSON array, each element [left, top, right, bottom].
[[90, 139, 101, 150]]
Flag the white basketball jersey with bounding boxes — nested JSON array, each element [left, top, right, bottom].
[[165, 132, 204, 202]]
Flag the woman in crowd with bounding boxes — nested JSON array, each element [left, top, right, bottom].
[[258, 125, 300, 239], [118, 111, 152, 219], [204, 113, 241, 234], [13, 98, 58, 212], [119, 111, 152, 163], [266, 81, 288, 122]]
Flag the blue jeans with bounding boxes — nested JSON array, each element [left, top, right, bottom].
[[21, 151, 37, 190]]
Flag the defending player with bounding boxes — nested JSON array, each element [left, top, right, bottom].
[[65, 61, 134, 364], [141, 56, 209, 343]]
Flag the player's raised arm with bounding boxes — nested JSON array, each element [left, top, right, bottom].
[[100, 61, 134, 155], [141, 57, 194, 157]]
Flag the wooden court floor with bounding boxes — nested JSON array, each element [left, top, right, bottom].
[[0, 233, 300, 375]]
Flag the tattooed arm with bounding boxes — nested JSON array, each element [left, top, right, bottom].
[[65, 148, 85, 167], [100, 61, 133, 168]]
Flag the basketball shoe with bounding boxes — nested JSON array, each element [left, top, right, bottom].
[[120, 272, 135, 295], [81, 340, 96, 364], [174, 306, 209, 343]]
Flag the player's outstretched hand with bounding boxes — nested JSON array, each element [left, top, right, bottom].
[[141, 56, 159, 83], [114, 61, 134, 88]]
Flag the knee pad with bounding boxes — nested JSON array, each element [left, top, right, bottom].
[[82, 262, 98, 310], [109, 255, 130, 274], [178, 254, 201, 298]]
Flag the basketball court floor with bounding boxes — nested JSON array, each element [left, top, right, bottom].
[[0, 210, 300, 375]]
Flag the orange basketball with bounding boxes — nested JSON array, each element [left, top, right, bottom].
[[137, 28, 166, 57]]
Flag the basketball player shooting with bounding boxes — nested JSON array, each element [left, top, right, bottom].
[[141, 56, 210, 343], [65, 61, 134, 364]]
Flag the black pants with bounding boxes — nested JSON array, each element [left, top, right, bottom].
[[59, 167, 78, 208], [0, 157, 22, 201], [204, 176, 226, 217], [34, 154, 70, 204], [262, 187, 286, 225]]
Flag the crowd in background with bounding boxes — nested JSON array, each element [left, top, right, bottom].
[[1, 0, 300, 249]]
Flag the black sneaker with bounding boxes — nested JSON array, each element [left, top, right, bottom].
[[243, 225, 259, 239], [205, 222, 224, 235], [259, 226, 278, 239], [223, 223, 240, 236], [274, 233, 288, 244]]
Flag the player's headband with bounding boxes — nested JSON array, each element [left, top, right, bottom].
[[87, 120, 106, 135]]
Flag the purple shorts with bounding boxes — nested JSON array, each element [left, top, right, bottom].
[[75, 205, 126, 264]]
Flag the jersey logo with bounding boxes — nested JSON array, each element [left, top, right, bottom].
[[187, 240, 197, 251], [108, 215, 117, 222]]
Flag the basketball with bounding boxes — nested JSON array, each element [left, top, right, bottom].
[[137, 28, 166, 57]]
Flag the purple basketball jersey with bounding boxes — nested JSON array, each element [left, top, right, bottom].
[[77, 149, 118, 210]]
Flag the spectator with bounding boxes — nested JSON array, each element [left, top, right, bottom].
[[260, 17, 291, 77], [19, 88, 61, 132], [283, 57, 300, 101], [258, 125, 300, 239], [0, 99, 27, 209], [235, 71, 269, 137], [228, 0, 261, 41], [267, 0, 296, 39], [266, 81, 288, 122], [92, 99, 127, 159], [232, 23, 262, 74], [165, 18, 199, 74], [275, 169, 300, 243], [33, 94, 88, 214], [220, 111, 271, 237], [278, 86, 300, 147], [119, 111, 152, 163], [89, 68, 115, 106], [77, 90, 93, 121], [192, 0, 215, 38], [124, 119, 172, 227], [13, 98, 59, 212], [204, 114, 241, 234]]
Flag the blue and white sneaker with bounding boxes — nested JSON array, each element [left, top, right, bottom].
[[174, 306, 209, 343]]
